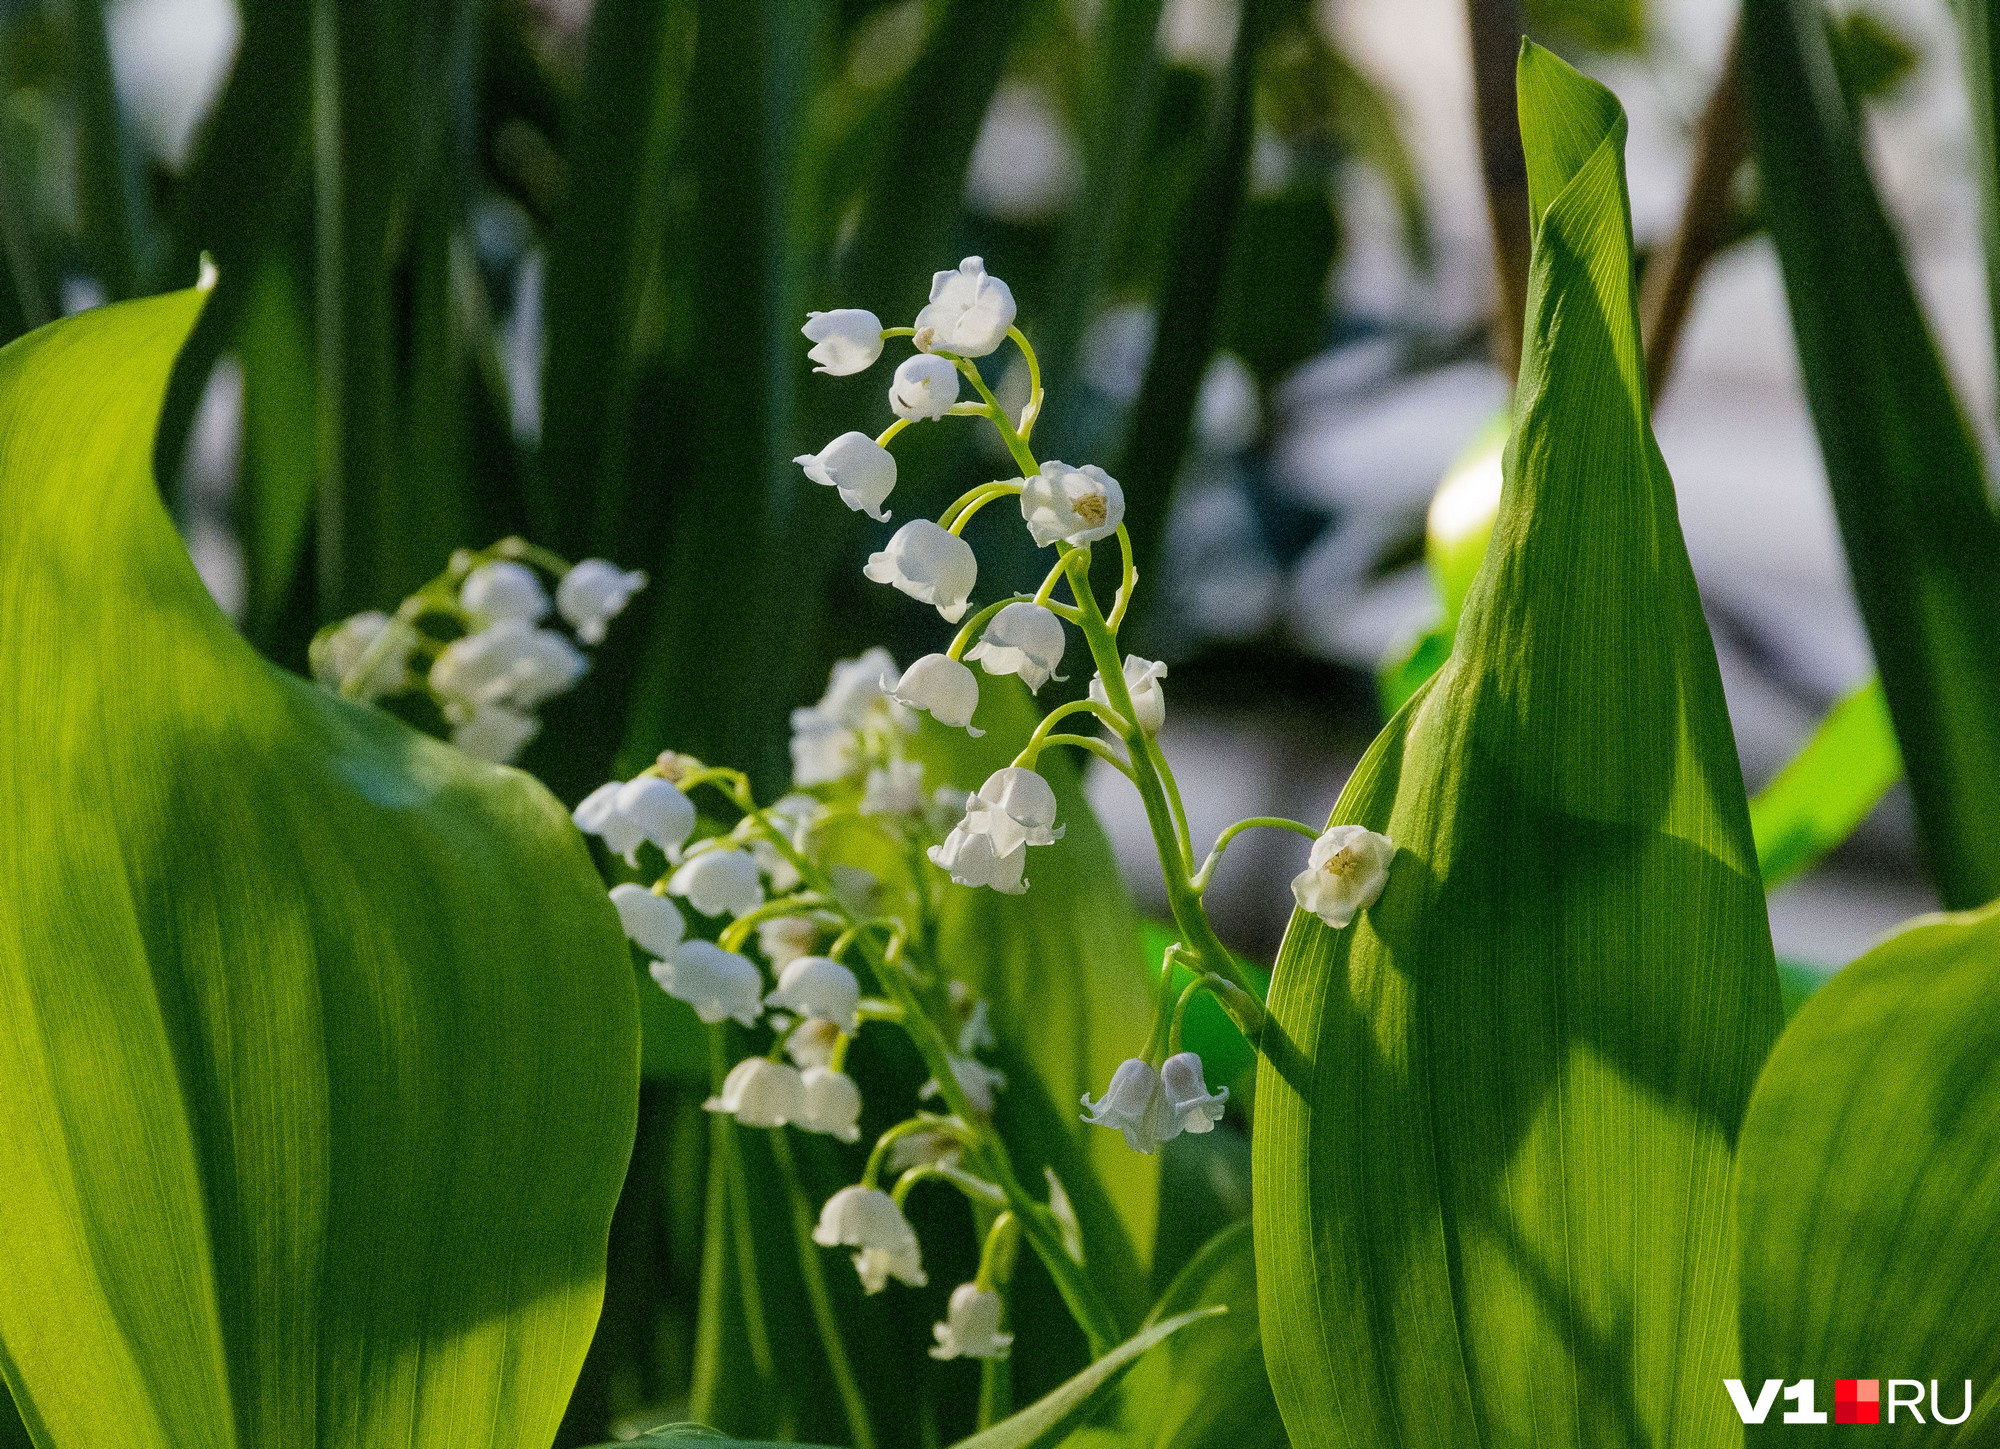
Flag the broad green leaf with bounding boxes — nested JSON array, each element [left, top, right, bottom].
[[1741, 0, 2000, 910], [1252, 46, 1782, 1448], [1749, 678, 1901, 890], [236, 253, 320, 652], [0, 291, 638, 1446], [1735, 901, 2000, 1443]]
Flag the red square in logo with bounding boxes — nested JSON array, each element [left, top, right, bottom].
[[1837, 1380, 1880, 1424]]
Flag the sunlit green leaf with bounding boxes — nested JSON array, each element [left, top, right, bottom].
[[1253, 46, 1782, 1447], [1735, 901, 2000, 1443], [0, 291, 639, 1447], [1749, 678, 1901, 890]]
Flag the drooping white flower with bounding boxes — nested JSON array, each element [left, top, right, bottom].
[[1159, 1051, 1228, 1135], [668, 847, 765, 919], [928, 821, 1027, 894], [451, 702, 541, 762], [609, 883, 687, 958], [574, 781, 646, 861], [802, 308, 885, 376], [759, 914, 822, 969], [429, 619, 588, 719], [862, 520, 977, 622], [966, 602, 1065, 691], [1290, 824, 1394, 929], [1020, 461, 1124, 547], [557, 559, 648, 644], [616, 776, 696, 858], [704, 1057, 807, 1128], [887, 653, 984, 735], [784, 1015, 842, 1070], [861, 758, 928, 817], [797, 1066, 863, 1142], [913, 257, 1016, 358], [930, 1283, 1013, 1361], [813, 1186, 927, 1293], [887, 1127, 964, 1174], [651, 941, 764, 1027], [972, 767, 1063, 851], [818, 646, 904, 728], [921, 1055, 1007, 1114], [1081, 1057, 1171, 1154], [460, 560, 551, 626], [789, 708, 861, 788], [889, 354, 962, 421], [312, 610, 415, 700], [766, 955, 861, 1035], [957, 998, 995, 1055], [1088, 655, 1168, 734], [796, 431, 897, 521]]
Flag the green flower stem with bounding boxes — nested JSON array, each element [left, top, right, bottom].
[[492, 536, 575, 576], [719, 894, 829, 952], [863, 1114, 971, 1187], [975, 1210, 1021, 1290], [769, 1128, 878, 1449], [874, 417, 913, 449], [881, 326, 916, 340], [1035, 734, 1135, 781], [1018, 698, 1125, 759], [1140, 945, 1189, 1065], [1190, 816, 1321, 893], [710, 1031, 778, 1389], [1106, 526, 1138, 630], [1007, 326, 1044, 439], [942, 480, 1024, 531], [1168, 973, 1265, 1057], [893, 1162, 1009, 1211]]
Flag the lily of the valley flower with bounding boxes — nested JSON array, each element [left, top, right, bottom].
[[1081, 1057, 1172, 1154], [889, 354, 962, 421], [1291, 824, 1394, 929], [797, 1066, 863, 1142], [921, 1055, 1007, 1114], [888, 652, 983, 734], [429, 619, 587, 720], [814, 1185, 927, 1293], [557, 558, 647, 643], [861, 758, 928, 817], [759, 914, 822, 969], [863, 519, 977, 621], [705, 1057, 806, 1128], [618, 776, 696, 857], [795, 431, 898, 521], [460, 559, 551, 626], [1088, 655, 1168, 734], [668, 847, 765, 919], [784, 1015, 842, 1070], [609, 883, 687, 958], [790, 707, 862, 787], [931, 1283, 1012, 1361], [651, 940, 763, 1027], [1020, 461, 1124, 547], [766, 954, 861, 1034], [927, 823, 1026, 894], [966, 602, 1065, 691], [1159, 1051, 1228, 1134], [573, 781, 645, 861], [451, 703, 540, 762], [312, 610, 415, 700], [913, 257, 1016, 358], [972, 767, 1063, 851], [802, 308, 885, 375]]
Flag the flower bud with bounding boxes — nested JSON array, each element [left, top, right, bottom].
[[889, 354, 961, 421], [460, 560, 551, 626], [615, 776, 696, 857], [557, 559, 647, 644], [704, 1057, 807, 1128], [795, 432, 898, 521], [1020, 461, 1124, 547], [1290, 824, 1394, 929], [888, 652, 983, 734], [1080, 1057, 1170, 1154], [797, 1066, 863, 1142], [766, 955, 861, 1035], [913, 257, 1016, 358], [966, 602, 1066, 692], [920, 1055, 1007, 1114], [651, 940, 763, 1027], [974, 766, 1063, 850], [668, 847, 765, 919], [862, 519, 977, 622], [1159, 1051, 1228, 1134], [1088, 655, 1168, 734], [608, 883, 686, 958], [802, 308, 884, 375]]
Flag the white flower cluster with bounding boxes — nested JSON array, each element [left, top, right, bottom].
[[310, 548, 645, 764]]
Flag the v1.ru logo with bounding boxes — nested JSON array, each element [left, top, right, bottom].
[[1725, 1379, 1974, 1425]]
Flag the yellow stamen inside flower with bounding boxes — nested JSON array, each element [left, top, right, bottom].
[[1074, 492, 1107, 527]]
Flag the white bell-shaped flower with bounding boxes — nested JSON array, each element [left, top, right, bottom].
[[862, 519, 977, 622], [813, 1185, 927, 1293], [1020, 461, 1124, 547], [802, 308, 885, 375], [797, 1066, 863, 1142], [784, 1015, 842, 1070], [1088, 655, 1168, 734], [759, 914, 822, 969], [973, 767, 1063, 851], [921, 1055, 1007, 1114], [651, 940, 763, 1027], [889, 354, 962, 421], [557, 559, 648, 644], [1081, 1057, 1171, 1154], [861, 758, 928, 817], [789, 708, 861, 788], [1159, 1051, 1228, 1134], [609, 883, 686, 958], [1290, 824, 1394, 929], [451, 703, 540, 762], [930, 1283, 1012, 1360], [668, 847, 765, 919], [461, 560, 551, 626], [796, 431, 898, 521], [957, 998, 995, 1054], [704, 1057, 807, 1128], [966, 602, 1065, 691], [913, 257, 1016, 358], [312, 610, 414, 699], [766, 955, 861, 1034], [573, 781, 646, 862], [616, 776, 696, 858], [928, 821, 1027, 894], [818, 647, 904, 727], [430, 619, 588, 718], [888, 653, 983, 734]]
